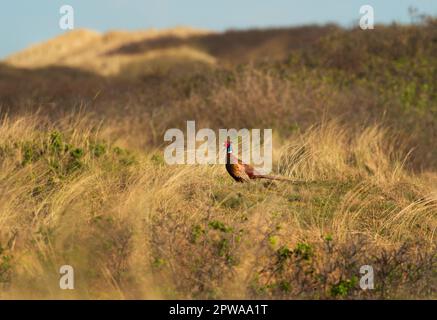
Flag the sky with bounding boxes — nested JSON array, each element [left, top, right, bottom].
[[0, 0, 436, 58]]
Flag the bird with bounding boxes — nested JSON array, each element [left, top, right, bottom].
[[224, 138, 295, 183]]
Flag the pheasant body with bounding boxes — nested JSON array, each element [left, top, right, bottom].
[[225, 154, 252, 182], [225, 139, 292, 183]]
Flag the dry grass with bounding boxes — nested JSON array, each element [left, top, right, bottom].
[[0, 114, 435, 299]]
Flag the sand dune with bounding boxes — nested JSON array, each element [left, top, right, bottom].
[[5, 27, 214, 76]]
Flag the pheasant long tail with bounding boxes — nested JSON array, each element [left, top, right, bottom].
[[253, 174, 306, 183]]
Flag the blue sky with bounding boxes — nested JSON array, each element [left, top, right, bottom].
[[1, 0, 436, 58]]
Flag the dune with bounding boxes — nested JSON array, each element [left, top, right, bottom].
[[4, 27, 215, 76]]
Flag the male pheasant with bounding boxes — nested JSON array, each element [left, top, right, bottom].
[[224, 138, 293, 183]]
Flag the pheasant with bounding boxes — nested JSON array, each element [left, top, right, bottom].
[[224, 138, 293, 183]]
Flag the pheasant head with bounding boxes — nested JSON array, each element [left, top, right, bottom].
[[225, 138, 233, 154]]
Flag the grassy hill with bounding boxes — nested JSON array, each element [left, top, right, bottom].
[[5, 27, 214, 76], [0, 19, 436, 299]]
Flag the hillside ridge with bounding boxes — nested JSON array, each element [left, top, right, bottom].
[[4, 26, 214, 75]]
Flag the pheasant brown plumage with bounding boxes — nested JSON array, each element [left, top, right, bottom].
[[225, 138, 293, 183]]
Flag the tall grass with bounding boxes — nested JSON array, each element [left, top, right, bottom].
[[0, 114, 435, 299]]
